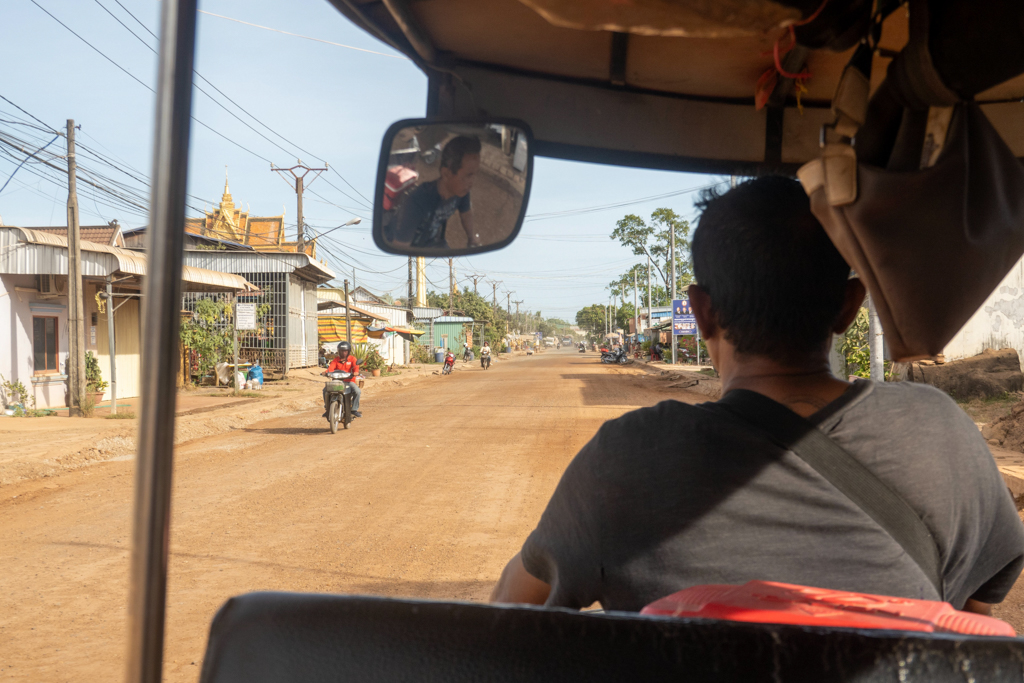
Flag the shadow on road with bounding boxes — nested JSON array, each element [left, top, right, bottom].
[[49, 539, 495, 600], [243, 426, 331, 436]]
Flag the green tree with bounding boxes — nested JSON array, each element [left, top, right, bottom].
[[575, 304, 608, 338], [611, 208, 693, 299]]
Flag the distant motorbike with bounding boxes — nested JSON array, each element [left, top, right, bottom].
[[578, 343, 586, 353], [601, 347, 628, 365], [481, 353, 491, 370], [323, 371, 355, 434], [441, 352, 456, 375]]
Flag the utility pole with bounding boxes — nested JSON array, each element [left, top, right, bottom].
[[670, 218, 677, 365], [448, 258, 454, 314], [66, 120, 86, 416], [646, 253, 652, 343], [490, 280, 500, 316], [271, 161, 327, 252], [407, 257, 414, 308], [513, 300, 523, 333], [633, 269, 638, 343], [344, 279, 352, 347], [415, 257, 426, 307], [466, 273, 485, 295]]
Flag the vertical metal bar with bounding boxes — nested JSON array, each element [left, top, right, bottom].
[[106, 277, 117, 415], [233, 300, 239, 394], [125, 0, 196, 681]]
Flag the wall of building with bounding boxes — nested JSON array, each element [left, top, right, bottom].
[[944, 258, 1024, 364], [0, 275, 70, 409], [354, 303, 411, 365], [96, 294, 141, 403]]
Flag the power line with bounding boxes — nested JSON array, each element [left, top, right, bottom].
[[196, 9, 408, 59]]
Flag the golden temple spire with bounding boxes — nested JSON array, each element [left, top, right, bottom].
[[220, 166, 234, 211]]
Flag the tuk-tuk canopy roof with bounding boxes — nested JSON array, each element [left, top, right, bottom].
[[330, 0, 1024, 174]]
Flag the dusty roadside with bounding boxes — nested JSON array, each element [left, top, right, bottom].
[[0, 364, 442, 488]]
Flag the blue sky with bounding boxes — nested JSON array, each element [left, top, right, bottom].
[[0, 0, 718, 319]]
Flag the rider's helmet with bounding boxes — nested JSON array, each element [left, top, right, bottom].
[[337, 341, 351, 357]]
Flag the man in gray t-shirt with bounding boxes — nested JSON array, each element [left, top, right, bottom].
[[490, 176, 1024, 614]]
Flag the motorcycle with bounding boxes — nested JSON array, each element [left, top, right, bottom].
[[441, 352, 456, 375], [578, 344, 586, 353], [481, 353, 491, 370], [601, 347, 628, 365], [323, 371, 355, 434]]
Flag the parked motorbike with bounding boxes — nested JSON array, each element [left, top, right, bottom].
[[601, 348, 628, 365], [441, 352, 456, 375], [323, 371, 355, 434]]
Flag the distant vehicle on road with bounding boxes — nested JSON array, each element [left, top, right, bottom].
[[561, 337, 572, 346]]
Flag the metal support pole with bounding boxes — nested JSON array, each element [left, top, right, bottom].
[[344, 279, 352, 347], [106, 277, 117, 415], [407, 256, 413, 307], [670, 220, 677, 365], [868, 295, 885, 381], [66, 119, 86, 416], [126, 0, 197, 681]]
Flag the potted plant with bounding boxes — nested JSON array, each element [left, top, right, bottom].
[[362, 349, 386, 377], [85, 351, 109, 405]]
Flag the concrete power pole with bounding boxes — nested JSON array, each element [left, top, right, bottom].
[[670, 219, 677, 365], [513, 300, 523, 333], [407, 257, 413, 307], [66, 120, 87, 416], [646, 254, 652, 343], [448, 258, 455, 314], [633, 270, 638, 342], [466, 273, 485, 295], [415, 257, 426, 307], [344, 279, 352, 347], [271, 161, 327, 252]]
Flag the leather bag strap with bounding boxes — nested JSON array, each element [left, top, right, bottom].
[[709, 389, 944, 597]]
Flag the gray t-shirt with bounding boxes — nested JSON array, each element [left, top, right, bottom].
[[521, 380, 1024, 612]]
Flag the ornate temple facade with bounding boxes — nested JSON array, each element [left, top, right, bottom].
[[184, 179, 315, 256]]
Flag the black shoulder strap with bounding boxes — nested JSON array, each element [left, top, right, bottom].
[[712, 389, 943, 598]]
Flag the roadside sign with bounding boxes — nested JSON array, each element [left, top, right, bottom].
[[236, 303, 257, 330], [672, 298, 696, 336]]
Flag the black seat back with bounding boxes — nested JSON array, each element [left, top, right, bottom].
[[199, 592, 1024, 683]]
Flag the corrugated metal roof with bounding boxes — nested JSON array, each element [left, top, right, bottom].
[[0, 227, 255, 292], [31, 224, 123, 247], [315, 289, 388, 320], [432, 316, 475, 323], [183, 249, 334, 283]]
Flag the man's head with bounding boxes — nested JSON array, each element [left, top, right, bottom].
[[438, 136, 481, 198], [689, 176, 862, 367], [337, 341, 351, 358]]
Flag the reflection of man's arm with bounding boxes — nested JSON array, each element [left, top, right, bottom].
[[460, 211, 480, 247]]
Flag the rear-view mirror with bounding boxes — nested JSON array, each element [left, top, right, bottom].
[[372, 119, 533, 257]]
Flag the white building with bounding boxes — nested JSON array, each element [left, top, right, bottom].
[[0, 226, 253, 409], [944, 258, 1024, 363]]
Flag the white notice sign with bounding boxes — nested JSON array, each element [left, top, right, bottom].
[[236, 303, 257, 330]]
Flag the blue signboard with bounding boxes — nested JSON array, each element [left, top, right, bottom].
[[672, 298, 697, 336]]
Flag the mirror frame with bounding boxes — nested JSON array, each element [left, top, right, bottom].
[[371, 117, 535, 257]]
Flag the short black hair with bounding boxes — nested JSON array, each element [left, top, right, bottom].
[[691, 176, 851, 362], [440, 135, 482, 175]]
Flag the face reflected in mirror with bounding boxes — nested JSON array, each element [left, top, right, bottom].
[[376, 122, 531, 256]]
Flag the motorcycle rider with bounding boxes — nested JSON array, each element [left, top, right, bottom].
[[322, 340, 362, 418], [481, 340, 491, 369]]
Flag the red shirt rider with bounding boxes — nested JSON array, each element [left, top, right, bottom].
[[327, 354, 359, 380]]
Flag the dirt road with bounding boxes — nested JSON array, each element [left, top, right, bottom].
[[0, 350, 689, 682]]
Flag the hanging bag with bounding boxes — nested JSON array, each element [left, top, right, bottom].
[[797, 0, 1024, 361]]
